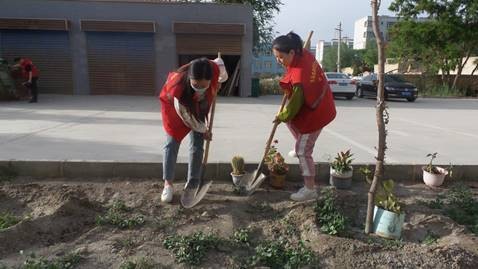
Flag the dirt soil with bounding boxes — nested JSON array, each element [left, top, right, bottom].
[[0, 178, 477, 269]]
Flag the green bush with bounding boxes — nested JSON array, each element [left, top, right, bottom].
[[315, 188, 348, 236], [0, 211, 20, 230], [96, 201, 145, 229], [163, 232, 220, 266], [251, 239, 315, 269]]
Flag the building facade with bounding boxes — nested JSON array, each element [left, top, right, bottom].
[[252, 45, 283, 77], [0, 0, 253, 96], [353, 15, 398, 50]]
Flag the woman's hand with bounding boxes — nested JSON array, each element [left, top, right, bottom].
[[273, 115, 282, 124], [203, 130, 213, 141]]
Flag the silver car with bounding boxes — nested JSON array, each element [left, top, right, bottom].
[[325, 72, 356, 100]]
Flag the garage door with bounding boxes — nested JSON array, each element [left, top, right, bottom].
[[0, 30, 73, 94], [86, 32, 155, 95]]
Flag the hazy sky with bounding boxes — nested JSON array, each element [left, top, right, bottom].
[[274, 0, 396, 44]]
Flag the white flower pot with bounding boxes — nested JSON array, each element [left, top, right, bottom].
[[231, 172, 246, 186], [329, 166, 353, 189], [422, 166, 448, 187]]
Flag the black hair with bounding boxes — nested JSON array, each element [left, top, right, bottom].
[[13, 57, 21, 63], [176, 57, 212, 122], [272, 31, 303, 55]]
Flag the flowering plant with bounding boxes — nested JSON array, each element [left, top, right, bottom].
[[264, 139, 289, 175]]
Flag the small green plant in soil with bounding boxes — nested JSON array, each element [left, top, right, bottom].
[[0, 211, 20, 230], [96, 200, 145, 229], [375, 179, 402, 214], [163, 231, 221, 266], [250, 238, 315, 269], [230, 228, 251, 247], [423, 230, 439, 245], [19, 252, 82, 269], [315, 187, 348, 236], [0, 163, 17, 182], [422, 183, 478, 235], [119, 257, 157, 269]]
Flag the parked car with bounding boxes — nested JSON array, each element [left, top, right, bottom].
[[325, 72, 356, 100], [356, 74, 418, 102]]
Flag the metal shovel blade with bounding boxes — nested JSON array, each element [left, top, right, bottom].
[[244, 170, 267, 195], [180, 179, 213, 208]]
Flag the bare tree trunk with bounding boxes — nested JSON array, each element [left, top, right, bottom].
[[471, 63, 478, 76], [452, 49, 471, 89], [365, 0, 387, 234]]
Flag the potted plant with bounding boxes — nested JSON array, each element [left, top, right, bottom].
[[329, 149, 354, 189], [373, 179, 405, 239], [264, 140, 289, 189], [422, 152, 449, 187], [230, 156, 246, 186]]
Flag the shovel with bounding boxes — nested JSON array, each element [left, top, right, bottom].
[[244, 31, 314, 194], [180, 62, 221, 209]]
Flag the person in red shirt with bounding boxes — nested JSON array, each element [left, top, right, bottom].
[[158, 57, 226, 203], [14, 57, 39, 103], [272, 32, 337, 201]]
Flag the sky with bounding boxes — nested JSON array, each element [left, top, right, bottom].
[[274, 0, 396, 44]]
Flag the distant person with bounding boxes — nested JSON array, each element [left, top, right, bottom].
[[272, 32, 337, 201], [158, 57, 227, 203], [14, 57, 39, 103]]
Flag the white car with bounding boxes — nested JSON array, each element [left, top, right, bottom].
[[325, 72, 356, 100]]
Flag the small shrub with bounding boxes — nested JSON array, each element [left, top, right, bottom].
[[163, 232, 220, 266], [423, 231, 439, 245], [251, 238, 315, 269], [314, 188, 348, 236], [444, 183, 478, 234], [96, 200, 145, 229], [0, 211, 20, 230], [230, 228, 251, 247]]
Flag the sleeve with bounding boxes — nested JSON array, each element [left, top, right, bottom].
[[277, 85, 304, 122]]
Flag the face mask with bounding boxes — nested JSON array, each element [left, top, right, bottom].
[[191, 83, 209, 94]]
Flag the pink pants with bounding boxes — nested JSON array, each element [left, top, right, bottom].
[[287, 123, 321, 180]]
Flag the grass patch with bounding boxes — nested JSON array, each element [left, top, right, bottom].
[[163, 231, 221, 266], [422, 231, 439, 245], [96, 200, 145, 229], [119, 257, 158, 269], [422, 183, 478, 235], [314, 187, 348, 236], [420, 85, 467, 97], [250, 238, 316, 269], [19, 252, 82, 269], [230, 228, 251, 247], [0, 211, 20, 230]]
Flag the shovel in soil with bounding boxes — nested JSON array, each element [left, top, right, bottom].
[[180, 68, 221, 209], [243, 94, 288, 195], [244, 31, 314, 195]]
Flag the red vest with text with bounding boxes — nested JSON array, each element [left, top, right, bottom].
[[20, 58, 39, 79], [279, 49, 336, 133], [159, 61, 219, 142]]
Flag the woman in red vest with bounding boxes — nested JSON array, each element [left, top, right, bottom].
[[272, 32, 337, 201], [158, 57, 225, 203], [14, 57, 39, 103]]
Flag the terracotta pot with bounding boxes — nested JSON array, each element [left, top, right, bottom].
[[269, 172, 286, 189]]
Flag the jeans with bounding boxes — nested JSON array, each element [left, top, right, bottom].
[[163, 131, 204, 186]]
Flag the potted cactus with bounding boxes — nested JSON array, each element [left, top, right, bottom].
[[231, 156, 246, 186], [329, 149, 354, 189], [373, 179, 405, 239], [422, 152, 449, 187]]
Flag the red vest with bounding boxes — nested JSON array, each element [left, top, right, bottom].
[[159, 61, 219, 142], [20, 58, 39, 79], [279, 50, 336, 133]]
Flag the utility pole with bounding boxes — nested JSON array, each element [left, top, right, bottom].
[[335, 22, 342, 72]]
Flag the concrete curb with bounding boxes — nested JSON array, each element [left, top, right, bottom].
[[0, 160, 476, 183]]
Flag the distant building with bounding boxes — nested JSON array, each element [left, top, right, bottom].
[[315, 38, 353, 65], [353, 15, 426, 50], [252, 45, 283, 77]]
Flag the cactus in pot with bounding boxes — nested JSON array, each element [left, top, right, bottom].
[[231, 156, 246, 186]]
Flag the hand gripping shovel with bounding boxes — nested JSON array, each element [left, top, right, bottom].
[[244, 31, 314, 195], [180, 73, 220, 209]]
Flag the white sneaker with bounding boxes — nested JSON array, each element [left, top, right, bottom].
[[290, 186, 318, 202], [288, 150, 298, 158], [161, 185, 174, 203]]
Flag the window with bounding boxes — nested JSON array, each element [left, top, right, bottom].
[[255, 61, 262, 69], [364, 21, 367, 27], [264, 61, 272, 69]]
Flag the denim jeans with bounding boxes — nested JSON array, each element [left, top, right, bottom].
[[163, 131, 204, 186]]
